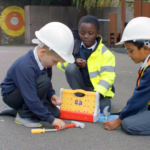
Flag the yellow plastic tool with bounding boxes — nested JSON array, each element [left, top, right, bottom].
[[31, 128, 57, 134]]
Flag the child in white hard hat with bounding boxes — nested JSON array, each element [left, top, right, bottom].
[[103, 17, 150, 135], [0, 22, 74, 129]]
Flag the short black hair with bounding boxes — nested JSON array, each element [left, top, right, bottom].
[[78, 15, 99, 31], [125, 40, 144, 50]]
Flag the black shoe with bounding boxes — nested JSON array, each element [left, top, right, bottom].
[[0, 105, 17, 116]]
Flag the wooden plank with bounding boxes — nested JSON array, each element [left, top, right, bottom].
[[149, 3, 150, 17], [139, 0, 142, 16], [109, 13, 117, 46], [142, 2, 145, 17], [134, 1, 141, 17], [142, 2, 150, 17]]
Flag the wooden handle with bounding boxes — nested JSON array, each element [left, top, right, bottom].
[[31, 129, 45, 134], [55, 124, 76, 130]]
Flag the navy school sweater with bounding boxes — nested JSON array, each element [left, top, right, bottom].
[[119, 66, 150, 120], [77, 45, 93, 87], [0, 50, 55, 124]]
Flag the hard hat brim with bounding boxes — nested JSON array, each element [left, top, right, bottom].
[[115, 41, 124, 45], [61, 54, 75, 64], [32, 38, 75, 63], [32, 39, 39, 44]]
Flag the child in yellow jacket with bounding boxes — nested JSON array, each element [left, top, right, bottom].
[[57, 15, 116, 113]]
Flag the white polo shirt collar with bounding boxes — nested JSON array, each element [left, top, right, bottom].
[[80, 40, 97, 51], [141, 54, 150, 70], [33, 47, 44, 70]]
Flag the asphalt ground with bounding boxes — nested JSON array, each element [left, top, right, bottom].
[[0, 46, 149, 150]]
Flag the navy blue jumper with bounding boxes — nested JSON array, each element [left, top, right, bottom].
[[0, 50, 55, 123], [119, 66, 150, 120]]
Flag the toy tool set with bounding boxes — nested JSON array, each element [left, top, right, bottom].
[[59, 88, 100, 122], [31, 89, 119, 134]]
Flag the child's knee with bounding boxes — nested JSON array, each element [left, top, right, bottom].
[[65, 64, 78, 76], [36, 75, 50, 87], [122, 119, 134, 134]]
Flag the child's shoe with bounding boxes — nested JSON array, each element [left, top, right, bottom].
[[15, 115, 42, 127], [0, 105, 17, 116]]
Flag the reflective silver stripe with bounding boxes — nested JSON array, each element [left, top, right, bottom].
[[99, 66, 115, 74], [102, 45, 107, 54], [90, 71, 100, 78], [90, 66, 115, 79], [61, 64, 65, 70], [98, 80, 110, 90]]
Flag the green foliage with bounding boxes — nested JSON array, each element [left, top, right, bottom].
[[73, 0, 118, 13]]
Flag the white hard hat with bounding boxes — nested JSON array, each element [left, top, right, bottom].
[[32, 22, 75, 63], [116, 17, 150, 45]]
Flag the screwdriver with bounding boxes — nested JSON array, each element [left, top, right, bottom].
[[31, 128, 57, 134], [31, 124, 76, 134]]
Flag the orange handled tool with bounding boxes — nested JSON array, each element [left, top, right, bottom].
[[31, 121, 85, 133], [55, 121, 85, 130], [55, 123, 76, 130]]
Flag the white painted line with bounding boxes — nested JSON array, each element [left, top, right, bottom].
[[98, 19, 110, 22]]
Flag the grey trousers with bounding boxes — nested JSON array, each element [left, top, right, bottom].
[[65, 63, 111, 113], [122, 106, 150, 135], [3, 75, 60, 119]]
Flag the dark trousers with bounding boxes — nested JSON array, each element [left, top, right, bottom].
[[65, 63, 112, 113], [2, 75, 60, 119]]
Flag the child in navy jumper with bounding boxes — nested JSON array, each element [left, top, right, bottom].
[[103, 17, 150, 135], [0, 22, 75, 128]]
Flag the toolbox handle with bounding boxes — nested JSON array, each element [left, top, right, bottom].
[[73, 89, 86, 95]]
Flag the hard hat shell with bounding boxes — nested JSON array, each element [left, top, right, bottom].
[[32, 22, 75, 63], [116, 17, 150, 45]]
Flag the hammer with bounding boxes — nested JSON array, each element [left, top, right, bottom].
[[55, 121, 85, 130], [31, 121, 85, 134], [103, 106, 110, 120]]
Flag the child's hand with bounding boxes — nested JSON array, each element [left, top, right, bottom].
[[118, 109, 122, 112], [75, 58, 86, 68], [52, 118, 65, 130], [51, 95, 62, 106], [103, 117, 122, 130]]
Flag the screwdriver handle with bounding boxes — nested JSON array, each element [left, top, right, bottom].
[[55, 123, 76, 130], [31, 128, 45, 134]]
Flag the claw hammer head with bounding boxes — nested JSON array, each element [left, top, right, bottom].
[[103, 106, 110, 120], [71, 121, 85, 129]]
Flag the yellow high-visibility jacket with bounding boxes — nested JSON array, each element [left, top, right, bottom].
[[57, 35, 116, 98]]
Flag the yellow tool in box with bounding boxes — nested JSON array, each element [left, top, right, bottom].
[[59, 88, 100, 122]]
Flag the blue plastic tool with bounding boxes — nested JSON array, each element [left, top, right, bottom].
[[98, 113, 119, 122]]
